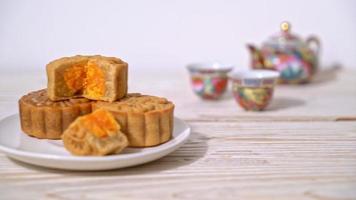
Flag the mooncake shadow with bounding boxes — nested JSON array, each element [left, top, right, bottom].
[[116, 132, 209, 173], [8, 132, 209, 175], [267, 97, 305, 111]]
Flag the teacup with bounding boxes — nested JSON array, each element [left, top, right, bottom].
[[187, 62, 233, 100], [229, 70, 280, 111]]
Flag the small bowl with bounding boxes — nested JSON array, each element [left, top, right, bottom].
[[187, 62, 233, 100], [229, 70, 280, 111]]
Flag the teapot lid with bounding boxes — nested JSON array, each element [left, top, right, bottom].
[[263, 21, 305, 51]]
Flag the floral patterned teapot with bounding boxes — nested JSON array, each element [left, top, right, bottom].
[[247, 22, 321, 84]]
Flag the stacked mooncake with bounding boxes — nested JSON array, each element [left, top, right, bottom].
[[19, 55, 174, 156]]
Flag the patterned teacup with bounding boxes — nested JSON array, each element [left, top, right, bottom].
[[229, 70, 280, 111], [187, 62, 233, 100]]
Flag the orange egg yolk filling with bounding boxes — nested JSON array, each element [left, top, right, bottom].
[[82, 109, 119, 138], [63, 60, 105, 98], [63, 64, 86, 94]]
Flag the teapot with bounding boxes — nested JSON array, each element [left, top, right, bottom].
[[247, 22, 320, 84]]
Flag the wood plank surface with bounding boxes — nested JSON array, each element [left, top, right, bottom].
[[0, 68, 355, 199], [1, 121, 355, 200]]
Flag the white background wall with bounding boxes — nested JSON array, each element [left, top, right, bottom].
[[0, 0, 355, 73]]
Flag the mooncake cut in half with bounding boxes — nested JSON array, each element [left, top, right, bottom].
[[62, 108, 128, 156], [19, 89, 92, 139], [46, 55, 128, 102], [92, 93, 174, 147]]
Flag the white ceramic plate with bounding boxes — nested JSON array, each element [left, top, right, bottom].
[[0, 114, 190, 171]]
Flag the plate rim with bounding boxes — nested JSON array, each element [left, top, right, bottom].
[[0, 113, 191, 162]]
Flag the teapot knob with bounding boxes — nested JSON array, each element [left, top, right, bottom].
[[280, 21, 291, 33]]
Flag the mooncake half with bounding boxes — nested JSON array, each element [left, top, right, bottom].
[[46, 55, 128, 102], [92, 93, 174, 147], [19, 89, 92, 139], [62, 108, 128, 156]]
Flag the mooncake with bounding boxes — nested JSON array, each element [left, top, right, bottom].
[[46, 55, 128, 102], [62, 108, 128, 156], [92, 93, 174, 147], [19, 89, 92, 139]]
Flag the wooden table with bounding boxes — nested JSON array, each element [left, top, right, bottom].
[[1, 67, 356, 200]]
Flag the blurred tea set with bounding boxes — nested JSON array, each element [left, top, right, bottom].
[[186, 21, 321, 111]]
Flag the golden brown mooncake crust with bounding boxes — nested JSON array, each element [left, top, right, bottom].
[[92, 93, 175, 147], [19, 89, 92, 139], [46, 55, 128, 102], [62, 109, 128, 156]]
